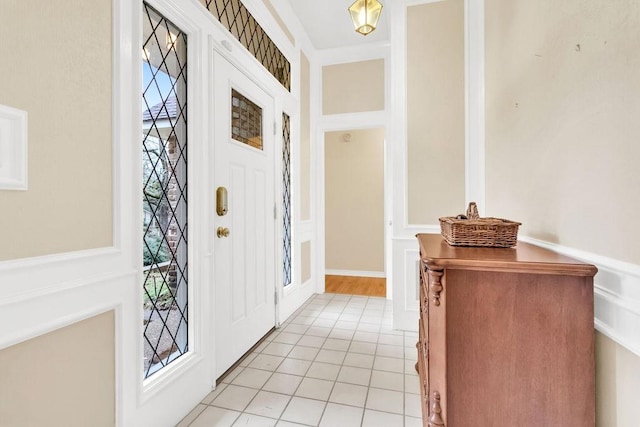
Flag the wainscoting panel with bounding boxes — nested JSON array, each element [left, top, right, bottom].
[[392, 238, 421, 331], [521, 236, 640, 357]]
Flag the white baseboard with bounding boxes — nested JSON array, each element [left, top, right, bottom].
[[519, 235, 640, 358], [325, 269, 386, 278]]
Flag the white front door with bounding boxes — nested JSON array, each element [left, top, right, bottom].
[[213, 53, 276, 377]]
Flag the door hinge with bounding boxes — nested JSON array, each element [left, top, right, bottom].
[[274, 203, 277, 220], [273, 121, 277, 136], [274, 290, 279, 305]]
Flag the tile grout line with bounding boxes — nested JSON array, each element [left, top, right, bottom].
[[313, 294, 353, 427], [202, 296, 319, 425], [242, 293, 331, 426], [186, 293, 416, 426]]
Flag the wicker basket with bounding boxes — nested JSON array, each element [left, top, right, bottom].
[[439, 204, 521, 248]]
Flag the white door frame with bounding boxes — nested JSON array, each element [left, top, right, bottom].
[[315, 117, 391, 296], [211, 50, 277, 378], [309, 35, 393, 301], [118, 0, 305, 423], [123, 0, 216, 425], [320, 124, 388, 278], [202, 43, 313, 331]]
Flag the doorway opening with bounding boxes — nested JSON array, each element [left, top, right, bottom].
[[324, 128, 386, 298]]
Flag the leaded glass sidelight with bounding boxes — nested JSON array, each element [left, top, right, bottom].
[[282, 113, 292, 287], [142, 3, 188, 379], [231, 89, 263, 150]]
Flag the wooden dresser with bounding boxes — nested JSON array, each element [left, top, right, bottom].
[[415, 234, 597, 427]]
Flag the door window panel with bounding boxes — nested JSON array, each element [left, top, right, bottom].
[[231, 89, 263, 150]]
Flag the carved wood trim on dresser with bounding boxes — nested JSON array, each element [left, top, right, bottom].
[[415, 234, 597, 427]]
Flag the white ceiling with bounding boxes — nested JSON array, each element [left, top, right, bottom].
[[284, 0, 390, 50]]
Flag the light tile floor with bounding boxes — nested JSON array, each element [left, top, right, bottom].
[[177, 293, 421, 427]]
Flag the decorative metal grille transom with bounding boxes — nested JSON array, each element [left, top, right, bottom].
[[142, 3, 189, 379], [232, 88, 263, 150], [282, 113, 292, 286], [201, 0, 291, 91]]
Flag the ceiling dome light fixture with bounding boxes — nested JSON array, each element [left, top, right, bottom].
[[348, 0, 383, 36]]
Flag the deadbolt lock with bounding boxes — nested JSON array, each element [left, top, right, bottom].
[[216, 187, 228, 216], [217, 227, 230, 238]]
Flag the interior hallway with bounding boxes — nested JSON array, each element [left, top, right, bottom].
[[177, 292, 420, 427]]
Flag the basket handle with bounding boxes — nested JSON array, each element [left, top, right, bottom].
[[466, 202, 479, 220]]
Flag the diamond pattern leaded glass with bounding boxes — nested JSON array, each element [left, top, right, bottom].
[[282, 113, 292, 286], [201, 0, 291, 91], [142, 3, 189, 379], [232, 89, 263, 150]]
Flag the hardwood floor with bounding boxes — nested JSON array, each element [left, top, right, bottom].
[[324, 275, 386, 297]]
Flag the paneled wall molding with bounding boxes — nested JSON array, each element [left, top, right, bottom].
[[392, 241, 420, 331], [0, 258, 133, 352], [390, 0, 485, 324], [391, 0, 458, 237], [391, 232, 440, 331], [389, 0, 408, 239], [0, 283, 125, 423], [464, 0, 485, 213], [392, 231, 640, 356], [318, 111, 388, 131], [316, 42, 389, 67], [519, 235, 640, 357], [405, 0, 447, 6], [0, 0, 140, 349], [401, 225, 442, 238], [0, 248, 121, 306], [0, 104, 28, 190]]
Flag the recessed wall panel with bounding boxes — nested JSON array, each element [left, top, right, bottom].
[[322, 59, 385, 115], [0, 0, 112, 260], [300, 52, 311, 221], [406, 1, 465, 225]]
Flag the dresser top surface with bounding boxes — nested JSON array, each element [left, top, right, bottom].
[[417, 234, 597, 276]]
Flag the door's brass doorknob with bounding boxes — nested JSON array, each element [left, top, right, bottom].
[[217, 227, 230, 238]]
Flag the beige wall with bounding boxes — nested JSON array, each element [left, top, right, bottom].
[[596, 333, 640, 426], [406, 1, 465, 224], [322, 59, 385, 115], [325, 129, 384, 273], [0, 2, 115, 424], [300, 51, 311, 221], [0, 311, 115, 426], [0, 0, 113, 261], [485, 0, 640, 264], [485, 1, 640, 425]]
